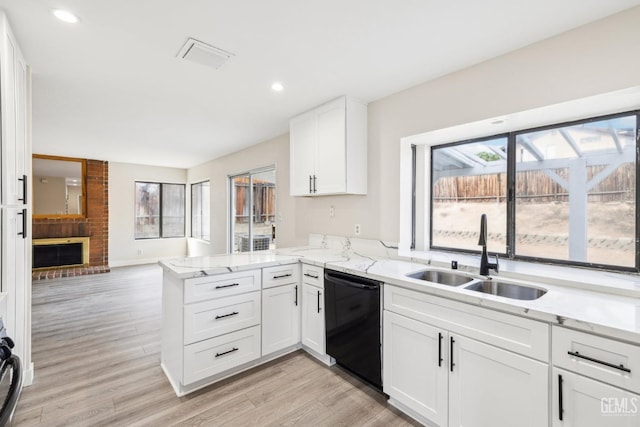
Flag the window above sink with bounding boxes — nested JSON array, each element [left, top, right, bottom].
[[402, 87, 640, 273]]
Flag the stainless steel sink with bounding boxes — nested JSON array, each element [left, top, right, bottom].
[[464, 280, 546, 300], [406, 270, 474, 287]]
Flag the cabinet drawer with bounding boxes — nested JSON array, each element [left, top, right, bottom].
[[301, 264, 323, 287], [552, 326, 640, 394], [183, 325, 261, 385], [184, 270, 261, 303], [184, 291, 261, 345], [384, 285, 549, 361], [262, 264, 300, 289]]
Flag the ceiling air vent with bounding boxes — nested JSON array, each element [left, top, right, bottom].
[[177, 38, 234, 69]]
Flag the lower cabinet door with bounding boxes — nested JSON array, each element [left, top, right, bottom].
[[183, 325, 261, 385], [262, 283, 300, 355], [301, 283, 324, 355], [553, 368, 640, 427], [383, 311, 448, 426], [448, 334, 548, 427]]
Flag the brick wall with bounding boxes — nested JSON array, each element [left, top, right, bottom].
[[33, 159, 109, 268]]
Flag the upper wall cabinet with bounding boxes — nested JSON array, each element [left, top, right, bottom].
[[0, 14, 28, 206], [290, 96, 367, 196]]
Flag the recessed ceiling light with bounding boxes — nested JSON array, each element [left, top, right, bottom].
[[271, 82, 284, 92], [52, 9, 79, 24]]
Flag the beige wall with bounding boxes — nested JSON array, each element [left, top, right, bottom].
[[188, 133, 299, 255], [184, 7, 640, 253], [109, 162, 188, 266], [292, 6, 640, 244], [33, 175, 66, 214]]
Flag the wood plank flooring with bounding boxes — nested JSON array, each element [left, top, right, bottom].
[[13, 264, 419, 426]]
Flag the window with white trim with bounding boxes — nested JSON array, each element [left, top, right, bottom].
[[420, 111, 639, 271]]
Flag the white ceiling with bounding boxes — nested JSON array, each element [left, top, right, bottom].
[[2, 0, 639, 169]]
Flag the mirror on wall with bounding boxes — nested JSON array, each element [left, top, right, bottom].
[[32, 155, 86, 218]]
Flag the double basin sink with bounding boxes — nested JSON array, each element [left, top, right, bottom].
[[406, 269, 547, 301]]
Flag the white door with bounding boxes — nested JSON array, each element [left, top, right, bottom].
[[448, 334, 548, 427], [314, 98, 346, 194], [552, 368, 640, 427], [289, 111, 316, 196], [262, 284, 300, 355], [301, 283, 324, 355], [383, 311, 448, 426]]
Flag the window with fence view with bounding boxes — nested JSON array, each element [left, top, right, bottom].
[[135, 182, 185, 239], [429, 111, 638, 270], [230, 169, 276, 252]]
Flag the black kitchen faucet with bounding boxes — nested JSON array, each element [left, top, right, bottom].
[[478, 213, 499, 276]]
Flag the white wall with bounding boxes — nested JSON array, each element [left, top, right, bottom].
[[109, 162, 188, 266], [290, 6, 640, 244], [183, 8, 640, 256], [188, 133, 299, 256]]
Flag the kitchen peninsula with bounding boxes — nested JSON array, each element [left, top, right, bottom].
[[160, 235, 640, 426]]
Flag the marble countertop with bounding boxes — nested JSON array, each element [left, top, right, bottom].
[[159, 252, 300, 278], [160, 239, 640, 344]]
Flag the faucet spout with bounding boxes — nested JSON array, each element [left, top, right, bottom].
[[478, 213, 499, 276], [478, 214, 487, 247]]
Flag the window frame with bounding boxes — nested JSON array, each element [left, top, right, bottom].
[[429, 133, 510, 257], [228, 166, 276, 253], [134, 181, 186, 240], [421, 109, 640, 273], [190, 180, 210, 241]]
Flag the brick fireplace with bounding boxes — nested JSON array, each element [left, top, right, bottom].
[[32, 159, 110, 280]]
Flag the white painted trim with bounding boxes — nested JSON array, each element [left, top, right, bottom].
[[22, 362, 34, 386]]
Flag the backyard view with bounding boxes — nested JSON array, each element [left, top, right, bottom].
[[431, 114, 636, 268], [231, 170, 276, 252]]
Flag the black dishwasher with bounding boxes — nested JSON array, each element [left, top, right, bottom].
[[324, 270, 382, 390]]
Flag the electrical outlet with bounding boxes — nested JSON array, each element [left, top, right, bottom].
[[354, 224, 361, 236], [137, 249, 143, 255], [329, 205, 335, 218]]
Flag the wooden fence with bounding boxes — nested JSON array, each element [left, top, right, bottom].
[[234, 177, 276, 223], [433, 164, 636, 203]]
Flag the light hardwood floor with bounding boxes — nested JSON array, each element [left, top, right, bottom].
[[13, 264, 419, 426]]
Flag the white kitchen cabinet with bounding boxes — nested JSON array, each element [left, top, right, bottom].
[[551, 325, 640, 426], [262, 283, 300, 356], [0, 11, 32, 385], [183, 325, 261, 385], [262, 263, 300, 289], [448, 334, 548, 427], [290, 110, 316, 196], [552, 326, 640, 393], [1, 18, 28, 206], [300, 264, 331, 364], [161, 269, 263, 396], [300, 263, 327, 359], [1, 207, 28, 364], [553, 368, 639, 427], [383, 284, 549, 426], [290, 96, 367, 196], [184, 291, 261, 345], [384, 311, 448, 426], [301, 282, 325, 356], [184, 269, 260, 303]]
